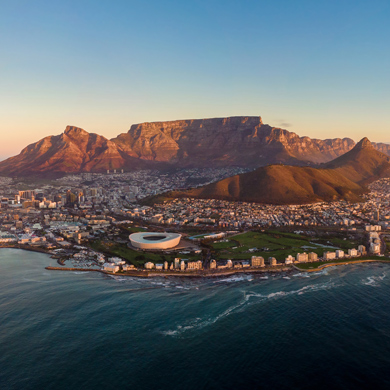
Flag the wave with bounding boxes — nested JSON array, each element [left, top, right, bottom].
[[311, 269, 329, 276], [162, 281, 338, 337], [213, 275, 254, 284], [292, 273, 310, 278], [362, 273, 386, 287], [22, 278, 54, 284]]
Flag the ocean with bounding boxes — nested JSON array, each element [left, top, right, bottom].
[[1, 248, 390, 390]]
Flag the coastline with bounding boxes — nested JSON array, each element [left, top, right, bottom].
[[0, 244, 52, 255], [2, 246, 389, 279], [45, 265, 293, 278], [294, 259, 390, 273]]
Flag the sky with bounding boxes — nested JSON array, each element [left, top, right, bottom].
[[0, 0, 389, 160]]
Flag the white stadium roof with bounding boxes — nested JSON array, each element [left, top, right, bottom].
[[129, 232, 181, 250]]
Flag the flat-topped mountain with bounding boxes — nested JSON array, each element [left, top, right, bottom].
[[0, 117, 389, 176], [164, 138, 390, 204], [112, 116, 358, 167]]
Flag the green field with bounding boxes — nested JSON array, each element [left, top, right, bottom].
[[90, 240, 201, 267], [210, 231, 361, 262]]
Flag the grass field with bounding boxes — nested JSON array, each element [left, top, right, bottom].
[[90, 240, 201, 267], [211, 231, 362, 262]]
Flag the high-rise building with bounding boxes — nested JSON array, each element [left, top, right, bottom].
[[296, 252, 309, 262], [174, 258, 181, 269], [268, 257, 277, 266], [19, 190, 35, 200], [323, 251, 336, 260], [358, 245, 367, 255], [66, 190, 77, 206], [251, 256, 265, 267]]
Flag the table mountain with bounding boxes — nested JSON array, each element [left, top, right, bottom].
[[111, 116, 358, 167], [0, 117, 389, 176]]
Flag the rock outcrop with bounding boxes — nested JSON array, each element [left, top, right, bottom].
[[0, 126, 127, 175]]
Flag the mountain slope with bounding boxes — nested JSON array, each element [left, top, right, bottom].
[[324, 137, 390, 185], [0, 126, 127, 175], [166, 138, 390, 204], [170, 165, 364, 204]]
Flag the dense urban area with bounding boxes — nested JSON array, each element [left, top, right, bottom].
[[0, 170, 389, 276]]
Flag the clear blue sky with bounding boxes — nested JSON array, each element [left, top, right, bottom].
[[0, 0, 389, 159]]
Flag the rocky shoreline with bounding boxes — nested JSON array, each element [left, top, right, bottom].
[[3, 246, 389, 280]]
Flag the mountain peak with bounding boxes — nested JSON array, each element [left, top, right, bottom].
[[355, 137, 373, 150], [64, 126, 88, 137]]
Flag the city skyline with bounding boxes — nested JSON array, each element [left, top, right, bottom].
[[1, 0, 389, 160]]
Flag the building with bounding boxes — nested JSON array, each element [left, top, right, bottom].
[[308, 252, 318, 262], [66, 191, 77, 206], [144, 262, 155, 269], [129, 232, 181, 250], [210, 260, 217, 269], [366, 225, 382, 232], [336, 250, 345, 259], [285, 255, 295, 264], [370, 243, 381, 254], [251, 256, 265, 267], [323, 251, 336, 260], [187, 261, 203, 270], [358, 245, 367, 255], [103, 263, 120, 273], [296, 253, 309, 263], [122, 264, 135, 271], [0, 232, 17, 243], [348, 248, 358, 257], [268, 257, 277, 266], [174, 258, 181, 269], [218, 260, 233, 269]]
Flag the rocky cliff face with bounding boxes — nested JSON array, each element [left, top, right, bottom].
[[112, 116, 361, 167], [0, 117, 389, 176]]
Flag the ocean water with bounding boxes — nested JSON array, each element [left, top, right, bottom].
[[2, 249, 390, 389]]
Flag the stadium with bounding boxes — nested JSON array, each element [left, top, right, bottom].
[[129, 232, 182, 250]]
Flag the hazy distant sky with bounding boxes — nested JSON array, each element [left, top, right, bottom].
[[1, 0, 389, 160]]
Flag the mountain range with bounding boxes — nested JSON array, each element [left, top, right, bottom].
[[0, 116, 389, 176], [160, 138, 390, 205]]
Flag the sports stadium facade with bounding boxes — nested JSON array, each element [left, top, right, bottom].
[[129, 232, 182, 250]]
